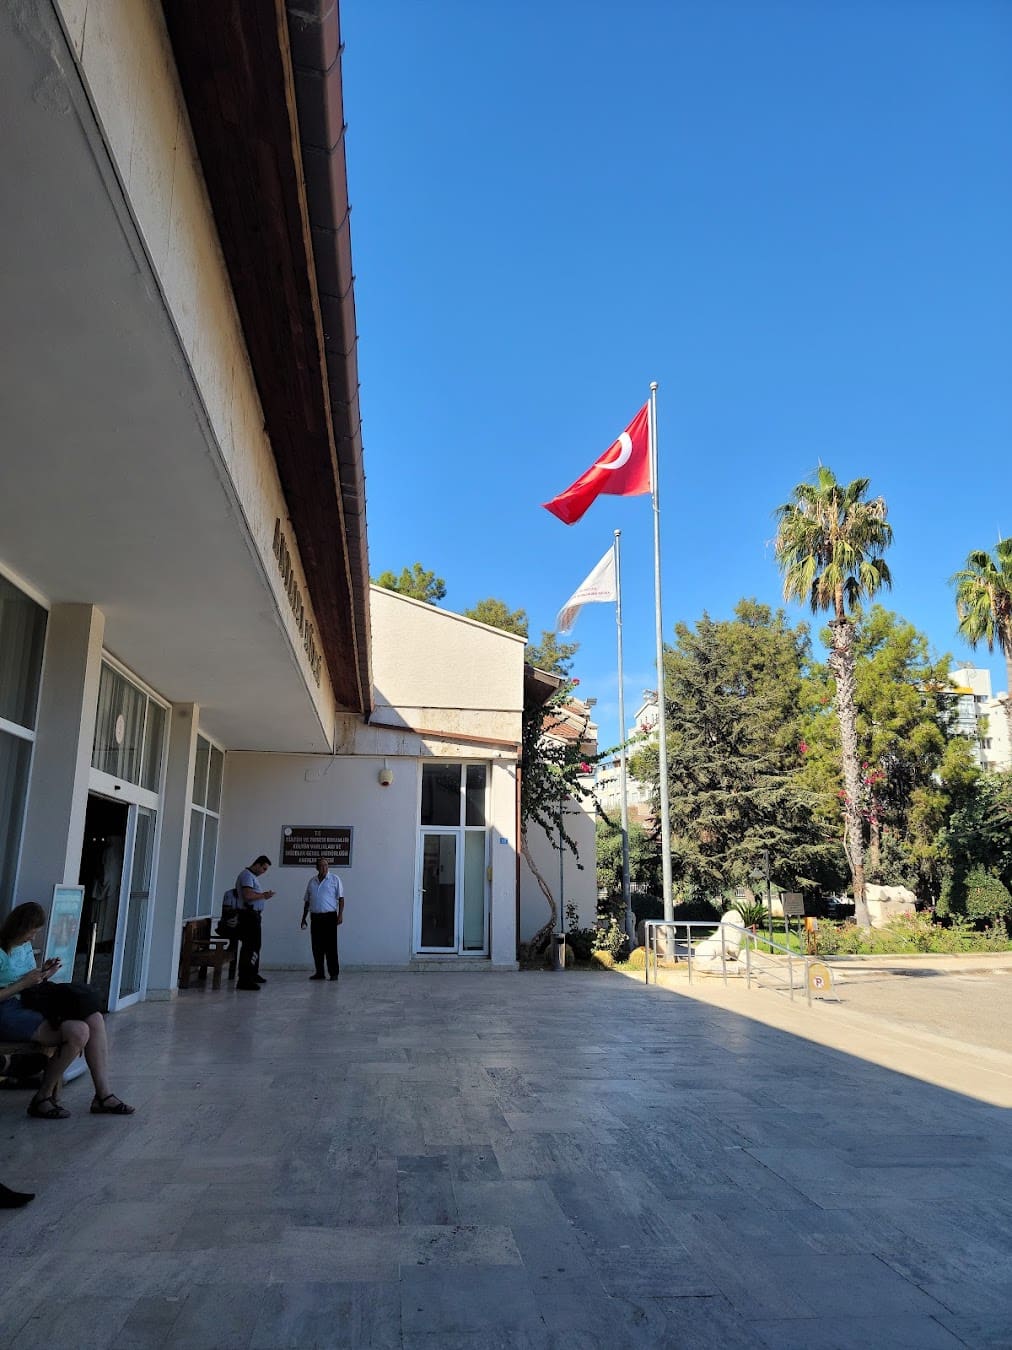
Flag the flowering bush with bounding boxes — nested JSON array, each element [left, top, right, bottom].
[[592, 916, 630, 962]]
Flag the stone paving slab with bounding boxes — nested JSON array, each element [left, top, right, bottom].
[[0, 970, 1010, 1348]]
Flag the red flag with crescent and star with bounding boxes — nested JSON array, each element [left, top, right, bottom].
[[541, 404, 651, 525]]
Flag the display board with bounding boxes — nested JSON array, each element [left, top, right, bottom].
[[44, 885, 85, 983]]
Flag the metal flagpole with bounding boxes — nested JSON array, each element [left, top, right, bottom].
[[649, 382, 674, 923], [614, 529, 633, 941]]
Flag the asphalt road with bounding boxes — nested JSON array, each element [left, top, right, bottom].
[[832, 967, 1012, 1055]]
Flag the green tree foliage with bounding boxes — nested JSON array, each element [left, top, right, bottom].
[[464, 597, 528, 636], [519, 677, 598, 957], [952, 537, 1012, 749], [940, 771, 1012, 929], [372, 562, 446, 605], [463, 600, 579, 677], [527, 630, 579, 676], [595, 817, 661, 911], [775, 467, 893, 923], [799, 606, 954, 896], [631, 600, 845, 898], [905, 737, 980, 902]]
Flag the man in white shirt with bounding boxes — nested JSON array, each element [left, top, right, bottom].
[[300, 857, 344, 981]]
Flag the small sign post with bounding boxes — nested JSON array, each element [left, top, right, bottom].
[[780, 891, 805, 946], [807, 960, 835, 999]]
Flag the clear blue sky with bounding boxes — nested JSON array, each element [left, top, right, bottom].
[[342, 0, 1012, 750]]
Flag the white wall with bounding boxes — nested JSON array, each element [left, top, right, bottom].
[[369, 588, 525, 744], [218, 752, 418, 968], [985, 696, 1012, 771], [217, 749, 520, 969], [519, 797, 597, 942]]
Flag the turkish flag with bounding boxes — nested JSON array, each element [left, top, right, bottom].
[[542, 404, 651, 525]]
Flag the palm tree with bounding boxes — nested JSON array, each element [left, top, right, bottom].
[[952, 538, 1012, 752], [774, 467, 892, 925]]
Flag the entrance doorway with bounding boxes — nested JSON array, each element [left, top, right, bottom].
[[414, 762, 490, 955], [76, 795, 127, 1006], [76, 794, 157, 1010]]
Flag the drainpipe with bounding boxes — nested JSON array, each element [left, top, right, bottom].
[[515, 761, 522, 964]]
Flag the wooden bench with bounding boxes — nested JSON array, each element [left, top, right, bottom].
[[0, 1041, 56, 1079], [178, 918, 237, 990]]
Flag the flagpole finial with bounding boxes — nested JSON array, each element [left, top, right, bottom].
[[614, 528, 621, 539], [650, 381, 658, 391]]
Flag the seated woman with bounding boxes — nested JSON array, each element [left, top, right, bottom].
[[0, 902, 134, 1120]]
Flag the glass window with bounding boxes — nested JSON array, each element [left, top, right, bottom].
[[92, 665, 147, 784], [465, 764, 487, 827], [420, 763, 462, 827], [141, 702, 165, 792], [207, 746, 224, 814], [192, 736, 210, 808], [0, 575, 47, 730], [0, 731, 32, 913], [198, 815, 218, 915], [183, 810, 203, 921], [462, 831, 486, 949], [186, 734, 222, 919]]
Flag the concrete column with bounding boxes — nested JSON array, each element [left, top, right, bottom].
[[490, 759, 520, 968], [146, 703, 199, 999], [16, 604, 105, 907]]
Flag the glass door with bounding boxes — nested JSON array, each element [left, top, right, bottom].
[[419, 833, 457, 949], [77, 796, 158, 1010], [415, 762, 489, 955], [76, 793, 129, 1005], [116, 806, 156, 1006]]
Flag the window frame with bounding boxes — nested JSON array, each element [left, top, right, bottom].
[[182, 731, 225, 920]]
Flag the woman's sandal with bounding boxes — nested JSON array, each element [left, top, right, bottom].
[[27, 1094, 70, 1120], [90, 1094, 135, 1115]]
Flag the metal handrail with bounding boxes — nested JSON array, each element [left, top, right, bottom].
[[641, 919, 823, 1007]]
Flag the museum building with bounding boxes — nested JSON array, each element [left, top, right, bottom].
[[0, 1, 592, 1010]]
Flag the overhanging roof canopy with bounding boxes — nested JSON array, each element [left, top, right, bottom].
[[162, 0, 371, 714]]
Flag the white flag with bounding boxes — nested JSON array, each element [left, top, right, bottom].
[[556, 547, 617, 634]]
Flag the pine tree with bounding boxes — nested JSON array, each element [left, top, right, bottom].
[[632, 601, 844, 898]]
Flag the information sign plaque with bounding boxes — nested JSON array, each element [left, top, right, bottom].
[[280, 826, 352, 867]]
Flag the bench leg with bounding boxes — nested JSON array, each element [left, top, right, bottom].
[[211, 965, 223, 991]]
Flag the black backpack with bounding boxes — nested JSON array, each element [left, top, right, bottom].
[[215, 888, 241, 938]]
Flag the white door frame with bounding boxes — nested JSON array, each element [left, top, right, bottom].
[[84, 772, 162, 1010], [412, 762, 490, 956]]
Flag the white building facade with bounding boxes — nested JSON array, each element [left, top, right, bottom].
[[0, 0, 533, 1015], [947, 666, 1012, 773]]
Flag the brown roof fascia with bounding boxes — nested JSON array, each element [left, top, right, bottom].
[[161, 0, 372, 716], [524, 664, 562, 708]]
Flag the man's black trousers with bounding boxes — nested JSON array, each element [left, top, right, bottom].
[[238, 910, 262, 985], [310, 911, 340, 979]]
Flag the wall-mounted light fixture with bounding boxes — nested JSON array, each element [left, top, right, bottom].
[[378, 758, 393, 788]]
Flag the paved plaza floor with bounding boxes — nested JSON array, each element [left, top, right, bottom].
[[1, 969, 1010, 1348]]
